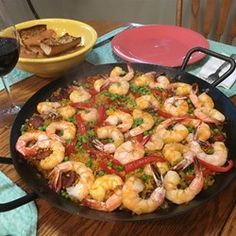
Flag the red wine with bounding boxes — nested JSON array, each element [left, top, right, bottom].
[[0, 37, 19, 77]]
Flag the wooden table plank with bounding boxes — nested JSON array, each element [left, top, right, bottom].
[[1, 20, 236, 235]]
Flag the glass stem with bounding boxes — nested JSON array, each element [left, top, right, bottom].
[[0, 76, 16, 108]]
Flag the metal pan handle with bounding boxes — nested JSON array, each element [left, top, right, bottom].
[[180, 47, 236, 87], [0, 156, 38, 212]]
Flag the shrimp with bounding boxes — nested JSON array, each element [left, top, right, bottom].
[[145, 133, 164, 151], [108, 80, 130, 95], [149, 75, 170, 89], [114, 140, 145, 165], [109, 64, 134, 82], [162, 143, 194, 167], [190, 139, 228, 166], [105, 110, 133, 132], [80, 108, 98, 123], [110, 66, 126, 77], [69, 86, 91, 103], [127, 109, 154, 137], [155, 118, 189, 143], [49, 161, 94, 201], [94, 126, 124, 153], [194, 107, 225, 123], [163, 159, 204, 204], [37, 101, 61, 115], [189, 85, 214, 109], [16, 131, 50, 156], [83, 174, 123, 212], [94, 78, 109, 92], [181, 118, 211, 142], [133, 72, 156, 87], [170, 82, 192, 96], [136, 95, 160, 110], [163, 96, 189, 117], [57, 105, 76, 120], [46, 121, 76, 142], [39, 140, 65, 170], [195, 122, 211, 141], [122, 176, 166, 215]]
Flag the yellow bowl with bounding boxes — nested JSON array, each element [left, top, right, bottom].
[[16, 18, 97, 77]]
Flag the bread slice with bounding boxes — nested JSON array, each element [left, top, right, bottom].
[[18, 24, 47, 40], [40, 33, 82, 56]]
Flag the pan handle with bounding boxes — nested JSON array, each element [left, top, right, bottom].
[[180, 47, 236, 86], [0, 192, 38, 212], [0, 156, 13, 164], [0, 156, 38, 212]]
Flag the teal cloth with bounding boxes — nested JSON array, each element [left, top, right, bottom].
[[86, 30, 236, 97], [0, 171, 38, 236], [0, 68, 32, 91]]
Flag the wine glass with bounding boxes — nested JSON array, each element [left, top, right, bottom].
[[0, 8, 21, 127]]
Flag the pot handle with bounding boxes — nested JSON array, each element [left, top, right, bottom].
[[180, 47, 236, 86], [0, 156, 38, 212], [0, 192, 38, 212]]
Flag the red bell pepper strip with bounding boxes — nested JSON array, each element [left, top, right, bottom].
[[136, 134, 151, 146], [97, 105, 106, 125], [65, 138, 77, 156], [82, 143, 99, 155], [75, 114, 87, 135], [125, 155, 166, 173], [70, 102, 93, 109], [98, 160, 125, 180], [151, 88, 169, 99], [156, 109, 173, 118], [88, 88, 98, 96], [198, 159, 234, 173]]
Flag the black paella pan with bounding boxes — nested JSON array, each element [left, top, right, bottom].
[[1, 47, 236, 222]]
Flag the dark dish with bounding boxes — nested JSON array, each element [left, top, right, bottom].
[[1, 47, 236, 222]]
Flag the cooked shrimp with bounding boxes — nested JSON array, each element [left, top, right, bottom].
[[110, 66, 126, 77], [83, 174, 123, 212], [80, 108, 98, 123], [181, 118, 211, 142], [145, 133, 164, 151], [94, 126, 124, 153], [133, 72, 156, 87], [163, 159, 204, 204], [136, 95, 160, 110], [39, 140, 65, 170], [194, 107, 225, 123], [49, 161, 94, 201], [155, 118, 189, 143], [114, 140, 145, 165], [16, 131, 50, 156], [189, 86, 214, 109], [163, 96, 189, 116], [170, 82, 192, 96], [195, 122, 211, 141], [128, 109, 154, 137], [162, 143, 194, 167], [46, 121, 76, 142], [94, 78, 109, 92], [190, 139, 228, 166], [37, 101, 61, 115], [57, 105, 76, 120], [149, 75, 170, 89], [108, 80, 130, 95], [109, 64, 134, 82], [122, 176, 166, 215], [105, 110, 133, 132], [69, 86, 91, 103]]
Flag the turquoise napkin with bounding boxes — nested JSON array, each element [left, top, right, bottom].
[[0, 171, 38, 236], [0, 68, 32, 91], [86, 30, 236, 97]]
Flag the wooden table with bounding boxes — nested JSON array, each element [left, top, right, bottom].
[[1, 21, 236, 236]]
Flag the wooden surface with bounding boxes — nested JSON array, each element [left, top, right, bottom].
[[1, 21, 236, 236]]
